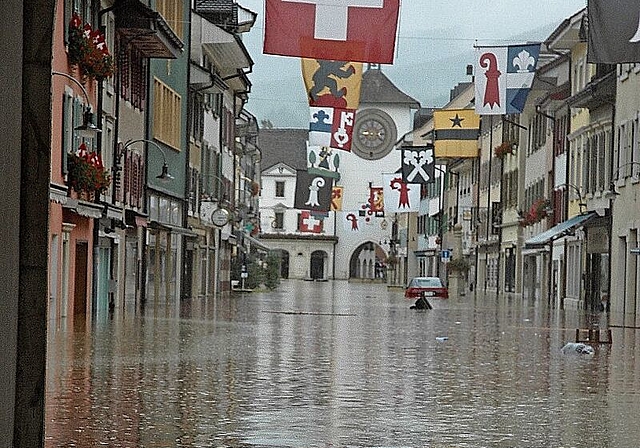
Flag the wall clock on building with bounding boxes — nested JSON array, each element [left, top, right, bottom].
[[211, 208, 230, 227], [352, 108, 397, 160]]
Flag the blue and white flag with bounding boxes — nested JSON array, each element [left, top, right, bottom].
[[309, 106, 355, 151], [474, 43, 541, 115]]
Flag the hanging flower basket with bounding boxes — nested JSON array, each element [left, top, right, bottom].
[[67, 143, 111, 196], [518, 198, 551, 227], [251, 181, 260, 196], [68, 12, 114, 81], [494, 141, 516, 159]]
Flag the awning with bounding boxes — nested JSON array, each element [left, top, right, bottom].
[[244, 234, 271, 253], [524, 212, 597, 249]]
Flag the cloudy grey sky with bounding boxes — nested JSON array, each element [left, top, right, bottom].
[[239, 0, 588, 128]]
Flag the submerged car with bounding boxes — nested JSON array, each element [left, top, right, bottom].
[[404, 276, 448, 300]]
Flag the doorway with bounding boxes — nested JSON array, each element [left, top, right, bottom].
[[310, 251, 326, 280], [74, 241, 89, 316]]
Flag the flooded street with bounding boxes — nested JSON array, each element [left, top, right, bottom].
[[45, 280, 640, 447]]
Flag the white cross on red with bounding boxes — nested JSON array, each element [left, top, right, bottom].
[[302, 214, 322, 232], [283, 0, 384, 41]]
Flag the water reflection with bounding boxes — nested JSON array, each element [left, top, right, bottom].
[[46, 281, 640, 447]]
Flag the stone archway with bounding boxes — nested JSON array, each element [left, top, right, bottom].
[[348, 241, 387, 281]]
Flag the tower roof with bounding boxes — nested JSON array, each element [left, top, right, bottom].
[[360, 68, 420, 108]]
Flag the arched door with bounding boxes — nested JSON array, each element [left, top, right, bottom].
[[310, 250, 326, 280]]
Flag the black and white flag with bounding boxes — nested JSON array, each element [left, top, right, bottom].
[[588, 1, 640, 63], [294, 170, 334, 212], [401, 144, 435, 184]]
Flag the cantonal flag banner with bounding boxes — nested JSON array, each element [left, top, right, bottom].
[[342, 211, 362, 232], [588, 0, 640, 63], [307, 144, 341, 179], [294, 170, 334, 212], [299, 211, 324, 233], [433, 109, 480, 158], [264, 0, 400, 64], [331, 185, 344, 211], [302, 59, 363, 109], [474, 43, 541, 115], [309, 106, 356, 151], [382, 173, 420, 213]]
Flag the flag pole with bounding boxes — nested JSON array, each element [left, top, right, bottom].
[[485, 115, 493, 294]]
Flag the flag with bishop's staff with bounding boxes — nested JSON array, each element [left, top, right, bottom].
[[433, 109, 480, 158], [382, 173, 420, 213], [474, 43, 540, 115], [294, 170, 334, 212], [263, 0, 400, 64], [341, 211, 362, 232]]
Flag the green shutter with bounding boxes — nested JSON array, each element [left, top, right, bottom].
[[62, 94, 69, 175]]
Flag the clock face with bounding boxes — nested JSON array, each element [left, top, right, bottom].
[[211, 208, 230, 227], [352, 109, 397, 160]]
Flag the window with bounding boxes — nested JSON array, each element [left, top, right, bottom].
[[275, 181, 285, 197], [156, 0, 183, 39], [153, 78, 181, 149], [189, 90, 204, 143], [274, 212, 284, 230], [119, 47, 147, 110]]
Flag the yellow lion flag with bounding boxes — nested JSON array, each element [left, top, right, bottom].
[[301, 59, 363, 109], [433, 109, 480, 158]]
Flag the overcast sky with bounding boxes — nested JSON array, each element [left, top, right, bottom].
[[239, 0, 588, 128]]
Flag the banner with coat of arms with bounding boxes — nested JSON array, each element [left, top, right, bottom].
[[309, 106, 355, 151]]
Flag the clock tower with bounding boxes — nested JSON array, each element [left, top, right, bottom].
[[334, 66, 420, 281]]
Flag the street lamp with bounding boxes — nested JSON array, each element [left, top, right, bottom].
[[608, 161, 640, 196], [557, 182, 587, 214], [120, 138, 173, 182], [51, 70, 101, 137]]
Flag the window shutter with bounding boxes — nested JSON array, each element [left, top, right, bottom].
[[62, 94, 69, 175]]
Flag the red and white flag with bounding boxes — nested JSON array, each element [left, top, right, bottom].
[[309, 106, 355, 151], [299, 211, 324, 233], [382, 173, 420, 213], [264, 0, 400, 63]]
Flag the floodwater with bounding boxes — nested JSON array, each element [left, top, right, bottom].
[[45, 280, 640, 447]]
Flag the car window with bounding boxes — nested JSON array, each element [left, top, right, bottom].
[[410, 278, 442, 287]]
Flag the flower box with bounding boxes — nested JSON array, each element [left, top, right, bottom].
[[494, 141, 516, 159], [67, 143, 111, 196], [68, 13, 114, 81], [518, 198, 551, 227]]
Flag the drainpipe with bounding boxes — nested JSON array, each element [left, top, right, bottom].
[[606, 102, 616, 312]]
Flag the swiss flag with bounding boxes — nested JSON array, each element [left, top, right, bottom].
[[299, 211, 324, 233], [264, 0, 400, 64]]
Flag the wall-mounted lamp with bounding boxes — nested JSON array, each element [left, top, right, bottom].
[[535, 104, 556, 122], [608, 161, 640, 197], [557, 183, 587, 214], [122, 138, 173, 182], [52, 70, 101, 137]]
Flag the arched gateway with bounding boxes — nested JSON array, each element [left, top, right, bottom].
[[348, 242, 387, 281]]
